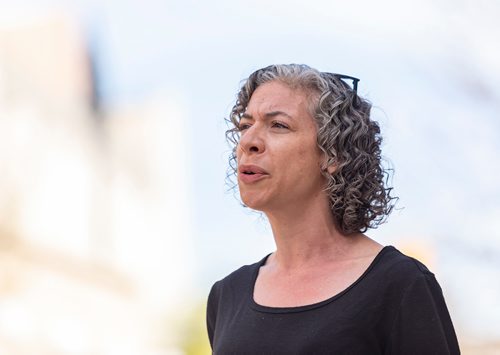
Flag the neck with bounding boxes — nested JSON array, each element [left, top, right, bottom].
[[264, 195, 361, 270]]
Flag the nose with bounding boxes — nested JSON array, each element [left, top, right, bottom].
[[238, 125, 265, 155]]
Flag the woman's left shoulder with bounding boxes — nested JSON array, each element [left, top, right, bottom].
[[371, 245, 439, 288], [376, 247, 461, 354]]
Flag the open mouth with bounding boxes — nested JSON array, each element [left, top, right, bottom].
[[238, 164, 268, 180]]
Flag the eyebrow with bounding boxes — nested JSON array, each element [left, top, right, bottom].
[[241, 110, 294, 120]]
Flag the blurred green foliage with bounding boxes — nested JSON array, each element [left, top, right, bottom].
[[179, 302, 211, 355]]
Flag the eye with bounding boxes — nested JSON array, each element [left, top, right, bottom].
[[238, 123, 252, 132], [271, 121, 289, 129]]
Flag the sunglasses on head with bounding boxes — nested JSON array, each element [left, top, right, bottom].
[[329, 74, 360, 93]]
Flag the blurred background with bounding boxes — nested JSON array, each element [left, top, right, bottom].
[[0, 0, 499, 354]]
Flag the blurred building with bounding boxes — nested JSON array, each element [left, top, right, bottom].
[[0, 12, 194, 354]]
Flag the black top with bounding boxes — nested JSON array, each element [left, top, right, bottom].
[[207, 246, 460, 354]]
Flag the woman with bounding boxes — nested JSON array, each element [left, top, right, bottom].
[[207, 64, 460, 354]]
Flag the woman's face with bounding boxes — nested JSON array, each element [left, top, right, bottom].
[[236, 80, 327, 213]]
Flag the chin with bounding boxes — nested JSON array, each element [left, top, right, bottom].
[[239, 192, 267, 212]]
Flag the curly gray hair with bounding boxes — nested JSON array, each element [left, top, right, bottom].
[[226, 64, 397, 234]]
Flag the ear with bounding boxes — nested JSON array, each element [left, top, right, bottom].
[[320, 154, 337, 175], [326, 163, 337, 175]]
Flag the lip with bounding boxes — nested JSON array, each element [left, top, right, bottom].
[[238, 164, 269, 184]]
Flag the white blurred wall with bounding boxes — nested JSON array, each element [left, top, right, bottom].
[[0, 13, 194, 354]]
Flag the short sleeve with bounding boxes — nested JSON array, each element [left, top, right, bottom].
[[206, 281, 221, 348], [387, 273, 460, 355]]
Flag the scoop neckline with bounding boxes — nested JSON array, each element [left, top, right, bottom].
[[249, 245, 395, 314]]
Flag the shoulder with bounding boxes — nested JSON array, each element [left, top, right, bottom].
[[369, 246, 438, 293], [208, 254, 269, 302], [377, 246, 433, 273], [378, 248, 460, 354]]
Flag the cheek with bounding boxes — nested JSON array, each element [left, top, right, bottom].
[[296, 140, 322, 168], [235, 145, 242, 162], [278, 147, 319, 186], [295, 146, 324, 183]]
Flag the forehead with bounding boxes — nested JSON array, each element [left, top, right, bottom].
[[246, 81, 313, 115]]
